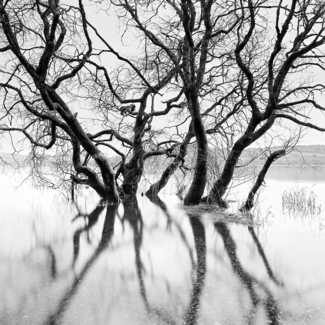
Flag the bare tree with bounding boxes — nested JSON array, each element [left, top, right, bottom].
[[205, 0, 325, 206], [0, 0, 185, 202], [0, 0, 122, 202], [106, 0, 240, 205], [1, 0, 324, 208]]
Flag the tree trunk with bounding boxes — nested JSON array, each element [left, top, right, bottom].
[[205, 142, 249, 207], [206, 117, 275, 206], [240, 149, 285, 212], [184, 96, 208, 205], [71, 179, 75, 202], [146, 127, 193, 196], [46, 89, 120, 203], [146, 159, 182, 196], [121, 100, 148, 202], [122, 161, 144, 204]]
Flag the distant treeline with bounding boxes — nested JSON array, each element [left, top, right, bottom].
[[2, 145, 325, 172], [242, 145, 325, 166]]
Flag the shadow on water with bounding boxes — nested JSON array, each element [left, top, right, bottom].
[[215, 222, 281, 325], [46, 204, 117, 325]]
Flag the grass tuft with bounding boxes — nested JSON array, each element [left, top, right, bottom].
[[282, 186, 321, 216]]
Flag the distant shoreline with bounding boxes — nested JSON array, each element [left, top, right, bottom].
[[253, 164, 325, 167]]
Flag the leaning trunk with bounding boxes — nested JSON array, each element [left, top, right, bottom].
[[146, 127, 193, 196], [206, 117, 274, 206], [205, 140, 251, 207], [146, 158, 183, 196], [46, 89, 120, 203], [240, 149, 285, 212]]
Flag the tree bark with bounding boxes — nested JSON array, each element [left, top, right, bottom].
[[240, 149, 285, 212]]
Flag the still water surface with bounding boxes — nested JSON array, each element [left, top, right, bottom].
[[1, 166, 325, 325]]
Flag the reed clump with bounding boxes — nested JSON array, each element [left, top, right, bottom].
[[282, 187, 321, 216]]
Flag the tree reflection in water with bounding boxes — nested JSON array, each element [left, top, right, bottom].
[[71, 203, 106, 267], [147, 195, 196, 269], [1, 195, 302, 324], [47, 204, 117, 325], [122, 200, 177, 325], [183, 217, 206, 325], [147, 196, 207, 325], [247, 226, 282, 287], [54, 199, 281, 325], [215, 222, 280, 325]]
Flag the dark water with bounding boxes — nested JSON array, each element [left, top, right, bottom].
[[1, 189, 325, 325]]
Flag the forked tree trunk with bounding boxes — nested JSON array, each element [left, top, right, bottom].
[[240, 149, 285, 212]]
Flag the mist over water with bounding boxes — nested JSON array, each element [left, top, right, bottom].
[[1, 166, 325, 325]]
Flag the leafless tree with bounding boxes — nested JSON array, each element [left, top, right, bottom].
[[1, 0, 324, 208], [205, 0, 325, 206], [0, 0, 186, 202], [105, 0, 240, 204]]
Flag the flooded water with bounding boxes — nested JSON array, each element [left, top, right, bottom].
[[1, 166, 325, 324]]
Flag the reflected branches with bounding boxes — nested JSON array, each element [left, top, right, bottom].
[[184, 217, 206, 325], [146, 196, 207, 325], [247, 226, 282, 287], [123, 199, 177, 325], [71, 203, 106, 266], [47, 204, 118, 325], [215, 222, 280, 325]]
